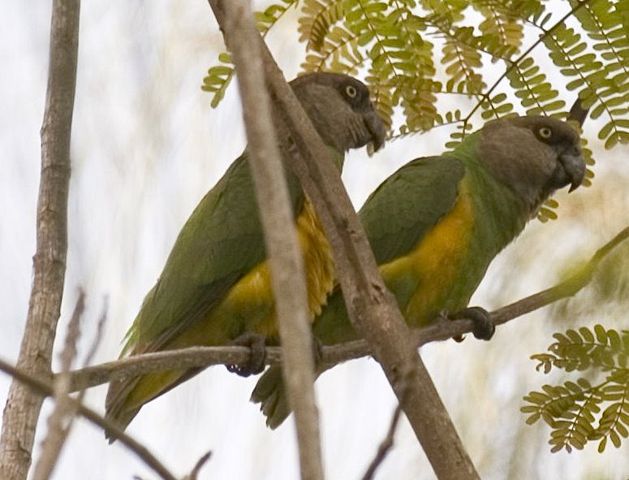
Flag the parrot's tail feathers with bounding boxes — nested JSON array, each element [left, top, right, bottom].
[[104, 377, 142, 443], [105, 367, 208, 442], [250, 366, 292, 429], [104, 407, 141, 443]]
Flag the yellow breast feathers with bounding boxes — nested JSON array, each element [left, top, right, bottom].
[[379, 181, 475, 326], [213, 198, 335, 339]]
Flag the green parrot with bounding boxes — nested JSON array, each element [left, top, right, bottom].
[[251, 115, 586, 428], [104, 72, 386, 438]]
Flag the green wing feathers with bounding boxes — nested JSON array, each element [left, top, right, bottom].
[[123, 153, 303, 354], [361, 156, 465, 264], [252, 116, 587, 429], [252, 156, 467, 428], [105, 72, 389, 437], [106, 152, 304, 434]]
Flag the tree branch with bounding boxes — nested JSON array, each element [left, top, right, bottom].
[[31, 291, 85, 480], [55, 225, 629, 392], [0, 1, 80, 479], [234, 16, 480, 480], [361, 405, 402, 480], [207, 2, 323, 480], [183, 451, 212, 480], [0, 224, 621, 473], [0, 359, 178, 480]]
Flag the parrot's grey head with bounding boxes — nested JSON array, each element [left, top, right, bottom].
[[289, 72, 386, 153], [478, 115, 586, 213]]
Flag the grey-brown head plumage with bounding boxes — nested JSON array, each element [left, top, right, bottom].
[[478, 115, 586, 214], [289, 72, 386, 153]]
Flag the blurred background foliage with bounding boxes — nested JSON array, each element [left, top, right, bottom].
[[1, 1, 628, 479]]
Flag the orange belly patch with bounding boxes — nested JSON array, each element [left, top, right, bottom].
[[209, 198, 335, 340], [379, 181, 475, 326]]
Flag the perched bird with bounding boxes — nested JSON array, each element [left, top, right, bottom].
[[105, 72, 386, 438], [252, 115, 586, 428]]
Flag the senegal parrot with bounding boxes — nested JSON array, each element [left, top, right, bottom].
[[251, 115, 586, 428], [104, 72, 386, 438]]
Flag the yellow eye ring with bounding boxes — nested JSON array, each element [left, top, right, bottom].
[[538, 126, 552, 139], [345, 85, 358, 98]]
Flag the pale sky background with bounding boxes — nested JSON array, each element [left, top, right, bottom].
[[1, 1, 628, 479]]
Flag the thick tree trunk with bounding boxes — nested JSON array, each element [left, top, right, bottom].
[[0, 1, 80, 479]]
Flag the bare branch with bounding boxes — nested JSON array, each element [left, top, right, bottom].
[[59, 291, 86, 371], [32, 294, 107, 480], [82, 297, 108, 367], [0, 358, 178, 480], [208, 2, 323, 479], [321, 225, 629, 364], [0, 1, 80, 478], [324, 225, 629, 362], [490, 225, 629, 327], [183, 451, 213, 480], [361, 406, 402, 480], [58, 225, 629, 392], [32, 291, 85, 480], [67, 346, 278, 391]]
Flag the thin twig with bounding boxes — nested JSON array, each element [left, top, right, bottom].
[[464, 0, 592, 122], [490, 226, 629, 327], [59, 291, 86, 371], [0, 358, 178, 480], [0, 1, 80, 478], [184, 451, 213, 480], [361, 405, 403, 480], [66, 345, 279, 391], [31, 291, 86, 480], [82, 296, 109, 368], [56, 224, 629, 391]]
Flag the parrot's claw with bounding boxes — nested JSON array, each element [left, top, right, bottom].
[[226, 332, 267, 377], [451, 306, 495, 341]]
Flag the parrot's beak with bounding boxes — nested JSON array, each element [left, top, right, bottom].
[[559, 145, 586, 192], [364, 110, 387, 152]]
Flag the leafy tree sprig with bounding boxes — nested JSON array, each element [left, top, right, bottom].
[[522, 325, 629, 453]]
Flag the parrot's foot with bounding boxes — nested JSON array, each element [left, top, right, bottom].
[[450, 306, 495, 341], [226, 332, 267, 377]]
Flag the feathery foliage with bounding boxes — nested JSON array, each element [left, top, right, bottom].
[[203, 1, 627, 139], [201, 0, 299, 107], [202, 0, 628, 217], [522, 325, 629, 453]]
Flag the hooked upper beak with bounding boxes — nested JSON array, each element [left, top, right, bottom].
[[559, 145, 586, 192], [364, 110, 387, 152]]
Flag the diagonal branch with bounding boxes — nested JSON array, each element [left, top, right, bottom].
[[361, 405, 403, 480], [0, 358, 178, 480], [211, 2, 479, 479], [0, 1, 80, 479], [56, 224, 629, 391], [0, 225, 622, 474], [322, 225, 629, 362], [31, 291, 86, 480], [465, 0, 592, 123]]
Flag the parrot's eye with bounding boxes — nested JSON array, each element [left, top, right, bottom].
[[345, 85, 358, 98], [538, 126, 553, 140]]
